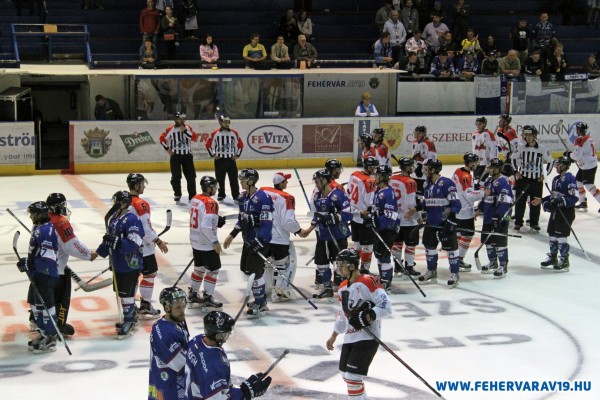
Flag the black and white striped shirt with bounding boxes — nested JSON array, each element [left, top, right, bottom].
[[206, 128, 244, 158], [160, 124, 196, 155], [513, 142, 554, 179]]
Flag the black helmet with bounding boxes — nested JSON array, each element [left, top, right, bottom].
[[336, 248, 360, 268], [555, 156, 572, 168], [522, 125, 538, 136], [204, 311, 235, 345], [372, 128, 385, 137], [488, 158, 504, 168], [200, 176, 218, 191], [463, 152, 480, 164], [28, 201, 49, 220], [414, 125, 427, 134], [159, 287, 187, 308], [363, 156, 379, 169], [398, 157, 415, 170], [476, 116, 487, 124], [126, 173, 147, 189], [325, 158, 343, 171], [359, 133, 373, 147], [424, 159, 443, 173], [313, 168, 332, 183], [238, 169, 259, 185], [576, 122, 588, 134], [375, 165, 393, 180], [499, 114, 512, 124], [112, 190, 132, 208], [46, 193, 68, 215]]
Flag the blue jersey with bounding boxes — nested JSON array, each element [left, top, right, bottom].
[[541, 172, 578, 208], [185, 334, 246, 400], [149, 318, 190, 400], [97, 210, 144, 273], [424, 176, 461, 225], [234, 189, 274, 243], [372, 185, 398, 232], [28, 222, 59, 278], [312, 187, 352, 241], [478, 175, 514, 223]]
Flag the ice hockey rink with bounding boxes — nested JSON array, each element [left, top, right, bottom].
[[1, 165, 599, 400]]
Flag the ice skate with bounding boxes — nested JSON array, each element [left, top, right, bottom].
[[418, 269, 437, 284], [202, 293, 223, 311], [33, 335, 58, 354], [138, 300, 161, 320], [246, 302, 268, 319], [28, 334, 43, 351], [312, 287, 334, 301], [554, 256, 570, 272], [400, 262, 421, 280], [575, 201, 588, 212], [493, 263, 507, 279], [271, 288, 293, 303], [116, 321, 137, 339], [447, 273, 459, 288], [540, 253, 558, 269], [481, 260, 498, 274], [458, 258, 471, 272], [188, 288, 205, 309]]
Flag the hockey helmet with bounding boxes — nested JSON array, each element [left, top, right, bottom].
[[313, 168, 332, 183], [112, 190, 132, 208], [476, 116, 487, 125], [126, 173, 147, 189], [555, 156, 572, 168], [424, 158, 443, 174], [372, 128, 385, 138], [238, 169, 259, 185], [200, 175, 219, 191], [375, 164, 393, 181], [398, 157, 415, 170], [28, 201, 49, 221], [336, 248, 360, 269], [363, 156, 379, 169], [219, 114, 231, 124], [463, 152, 480, 164], [204, 311, 235, 345], [499, 114, 512, 124], [414, 125, 427, 134], [325, 158, 343, 171], [359, 133, 373, 147], [46, 193, 68, 215], [522, 125, 538, 137], [488, 158, 504, 170], [159, 287, 187, 308], [575, 122, 588, 134]]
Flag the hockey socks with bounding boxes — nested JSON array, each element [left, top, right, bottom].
[[139, 272, 156, 302]]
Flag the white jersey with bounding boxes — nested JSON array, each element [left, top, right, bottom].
[[49, 213, 93, 274], [389, 172, 419, 226], [346, 171, 377, 223], [571, 134, 598, 170], [131, 195, 158, 256], [452, 167, 484, 219], [334, 275, 392, 344], [472, 129, 498, 166], [260, 187, 301, 245], [189, 194, 219, 251]]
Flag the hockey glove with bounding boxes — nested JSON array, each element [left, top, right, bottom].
[[443, 213, 457, 233], [501, 163, 515, 177], [491, 217, 501, 231], [563, 151, 573, 162], [217, 215, 226, 228], [241, 373, 272, 400], [473, 180, 481, 191], [552, 197, 568, 209], [102, 234, 120, 252], [542, 200, 553, 212], [320, 213, 341, 227], [248, 238, 264, 253], [363, 213, 376, 229], [16, 257, 29, 273], [348, 302, 376, 330], [246, 214, 260, 228]]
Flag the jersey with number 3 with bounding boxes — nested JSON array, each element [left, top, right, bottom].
[[189, 194, 219, 251], [131, 195, 159, 256], [347, 171, 377, 223], [389, 173, 419, 226]]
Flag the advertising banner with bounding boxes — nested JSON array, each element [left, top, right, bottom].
[[0, 122, 35, 168]]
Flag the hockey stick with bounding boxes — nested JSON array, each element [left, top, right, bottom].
[[543, 182, 591, 262], [234, 273, 256, 323], [157, 209, 173, 237], [248, 242, 318, 310], [172, 258, 194, 287], [261, 349, 290, 379], [474, 184, 529, 270], [13, 231, 72, 356], [391, 154, 400, 166], [371, 228, 426, 297], [340, 291, 443, 398], [6, 208, 31, 231], [293, 168, 312, 213], [411, 223, 522, 239], [553, 119, 571, 152]]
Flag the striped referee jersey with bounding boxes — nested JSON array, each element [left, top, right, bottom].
[[159, 124, 197, 155], [206, 128, 244, 158], [513, 141, 554, 179]]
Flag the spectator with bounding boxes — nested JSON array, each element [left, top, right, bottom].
[[199, 34, 219, 68], [532, 11, 556, 62], [405, 28, 428, 70], [438, 31, 454, 54], [376, 0, 394, 33], [280, 8, 299, 48], [480, 50, 500, 75], [583, 53, 600, 74], [430, 0, 447, 21], [293, 34, 318, 68], [297, 10, 313, 42], [401, 0, 420, 37], [271, 35, 292, 69], [383, 9, 407, 63], [587, 0, 600, 27], [461, 28, 481, 59], [456, 50, 478, 79], [510, 18, 531, 66], [242, 33, 267, 69], [140, 0, 161, 44], [422, 13, 449, 55], [182, 0, 199, 39], [481, 34, 501, 58], [545, 42, 569, 81], [430, 49, 454, 77], [355, 92, 379, 117], [499, 49, 521, 77], [140, 37, 158, 69], [161, 6, 178, 60], [373, 32, 393, 67], [523, 50, 545, 77], [396, 51, 424, 76], [94, 95, 124, 120], [451, 0, 469, 45], [83, 0, 104, 10]]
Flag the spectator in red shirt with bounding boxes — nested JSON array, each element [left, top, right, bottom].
[[140, 0, 161, 45]]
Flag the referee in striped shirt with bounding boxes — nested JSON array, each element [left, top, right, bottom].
[[512, 125, 554, 231], [159, 112, 198, 203], [206, 115, 244, 202]]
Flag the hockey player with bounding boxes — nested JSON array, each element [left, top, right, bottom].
[[368, 165, 399, 291], [149, 287, 189, 400], [389, 157, 421, 278], [127, 173, 168, 319], [418, 159, 463, 288], [566, 122, 600, 213], [451, 153, 484, 271], [411, 125, 437, 196], [185, 311, 272, 399], [471, 116, 498, 183], [46, 193, 97, 336], [96, 191, 144, 338], [325, 248, 392, 400], [476, 158, 514, 278], [261, 172, 302, 302], [532, 156, 578, 271], [223, 169, 274, 318], [188, 176, 226, 310], [495, 114, 519, 165], [17, 201, 60, 353], [300, 169, 353, 299], [358, 133, 376, 162], [347, 156, 378, 271], [325, 158, 345, 191], [371, 128, 391, 167]]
